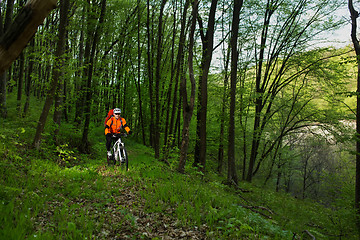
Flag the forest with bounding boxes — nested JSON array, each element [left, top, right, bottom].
[[1, 0, 360, 239]]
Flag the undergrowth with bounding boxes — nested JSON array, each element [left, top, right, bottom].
[[0, 96, 358, 239]]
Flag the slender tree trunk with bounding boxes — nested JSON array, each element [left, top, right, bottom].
[[137, 0, 146, 145], [0, 72, 6, 118], [80, 0, 107, 153], [276, 161, 281, 192], [349, 0, 360, 232], [0, 0, 15, 118], [218, 47, 230, 174], [194, 0, 218, 171], [23, 38, 35, 116], [53, 73, 64, 142], [63, 76, 68, 122], [146, 0, 155, 148], [16, 52, 25, 111], [227, 0, 243, 185], [163, 0, 179, 157], [247, 1, 273, 182], [74, 7, 86, 125], [177, 0, 192, 173], [153, 0, 167, 159], [4, 0, 15, 32], [302, 155, 309, 199], [33, 0, 69, 149]]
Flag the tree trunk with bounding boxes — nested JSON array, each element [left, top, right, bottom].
[[217, 1, 231, 174], [154, 0, 167, 159], [137, 0, 146, 145], [23, 38, 35, 116], [227, 0, 243, 185], [0, 0, 58, 75], [0, 0, 15, 118], [74, 7, 86, 125], [163, 1, 179, 159], [0, 72, 6, 118], [16, 52, 25, 111], [247, 0, 273, 182], [349, 0, 360, 232], [177, 0, 192, 173], [53, 73, 64, 142], [146, 0, 155, 148], [33, 0, 69, 149], [80, 0, 107, 153], [194, 0, 218, 171]]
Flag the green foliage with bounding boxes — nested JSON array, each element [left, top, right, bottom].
[[1, 93, 359, 239]]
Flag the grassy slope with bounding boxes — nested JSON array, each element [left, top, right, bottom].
[[0, 97, 358, 239]]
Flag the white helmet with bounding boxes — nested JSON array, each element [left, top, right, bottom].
[[113, 108, 121, 115]]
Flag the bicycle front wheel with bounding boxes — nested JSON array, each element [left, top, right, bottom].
[[121, 148, 128, 170]]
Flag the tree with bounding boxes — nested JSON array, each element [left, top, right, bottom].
[[146, 0, 155, 149], [33, 0, 69, 149], [154, 0, 167, 159], [23, 38, 35, 116], [194, 0, 218, 171], [349, 0, 360, 231], [80, 0, 107, 153], [245, 0, 344, 182], [178, 0, 195, 173], [136, 0, 146, 145], [227, 0, 243, 185], [0, 0, 15, 118], [0, 0, 58, 75]]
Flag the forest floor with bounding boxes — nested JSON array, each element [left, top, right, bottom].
[[33, 163, 209, 239], [0, 98, 358, 239]]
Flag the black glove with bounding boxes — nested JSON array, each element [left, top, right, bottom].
[[128, 130, 133, 135]]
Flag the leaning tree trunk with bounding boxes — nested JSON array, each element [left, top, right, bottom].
[[0, 0, 58, 75], [349, 0, 360, 232]]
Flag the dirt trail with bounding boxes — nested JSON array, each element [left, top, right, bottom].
[[97, 166, 208, 239]]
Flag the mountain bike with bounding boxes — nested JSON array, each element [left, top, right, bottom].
[[108, 133, 128, 170]]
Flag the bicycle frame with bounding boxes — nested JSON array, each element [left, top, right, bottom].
[[110, 134, 128, 170], [112, 137, 125, 162]]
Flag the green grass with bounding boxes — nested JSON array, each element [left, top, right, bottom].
[[0, 96, 358, 239]]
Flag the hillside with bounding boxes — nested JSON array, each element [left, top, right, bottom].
[[0, 97, 357, 239]]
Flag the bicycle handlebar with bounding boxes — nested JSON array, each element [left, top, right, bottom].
[[112, 133, 127, 138]]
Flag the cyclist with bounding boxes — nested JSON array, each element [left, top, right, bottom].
[[105, 108, 132, 162]]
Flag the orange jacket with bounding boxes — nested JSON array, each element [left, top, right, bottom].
[[104, 116, 130, 135]]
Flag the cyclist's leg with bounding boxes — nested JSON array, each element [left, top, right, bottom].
[[106, 134, 114, 165], [106, 134, 112, 153]]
